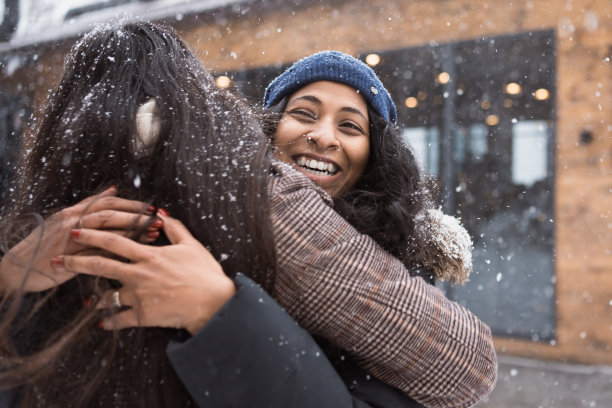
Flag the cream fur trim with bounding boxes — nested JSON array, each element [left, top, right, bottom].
[[131, 98, 161, 158]]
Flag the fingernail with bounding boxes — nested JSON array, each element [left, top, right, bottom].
[[70, 229, 81, 239], [145, 205, 156, 214], [146, 230, 160, 239], [50, 257, 64, 269], [98, 321, 104, 329], [157, 208, 169, 217], [83, 298, 90, 308], [148, 218, 163, 230]]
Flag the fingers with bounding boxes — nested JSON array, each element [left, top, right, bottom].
[[96, 288, 135, 310], [83, 195, 155, 217], [68, 228, 149, 262], [75, 185, 118, 208], [80, 210, 159, 231], [83, 228, 159, 244], [157, 210, 194, 245], [55, 253, 127, 280], [96, 289, 141, 330], [140, 229, 160, 243], [68, 186, 119, 217], [96, 185, 119, 199]]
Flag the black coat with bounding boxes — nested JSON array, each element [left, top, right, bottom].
[[167, 274, 422, 408], [0, 275, 422, 408]]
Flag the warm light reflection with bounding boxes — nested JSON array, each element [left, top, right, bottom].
[[485, 114, 500, 126], [405, 97, 418, 108], [417, 91, 428, 101], [534, 88, 550, 100], [504, 98, 514, 108], [365, 54, 381, 66], [505, 82, 522, 95], [433, 95, 444, 104], [215, 75, 232, 88], [481, 100, 491, 110], [437, 72, 450, 84]]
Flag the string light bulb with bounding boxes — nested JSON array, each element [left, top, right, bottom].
[[365, 54, 381, 66], [215, 75, 232, 88]]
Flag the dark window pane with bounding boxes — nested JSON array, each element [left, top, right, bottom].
[[0, 87, 27, 206]]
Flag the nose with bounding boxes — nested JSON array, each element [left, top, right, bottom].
[[306, 120, 339, 151]]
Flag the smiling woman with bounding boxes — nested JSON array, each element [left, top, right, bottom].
[[264, 51, 457, 284], [261, 50, 485, 402], [273, 81, 370, 198]]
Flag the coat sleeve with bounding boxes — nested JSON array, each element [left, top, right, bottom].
[[166, 274, 421, 408], [0, 389, 21, 408], [268, 163, 497, 408]]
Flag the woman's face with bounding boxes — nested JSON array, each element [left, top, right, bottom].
[[273, 81, 370, 199]]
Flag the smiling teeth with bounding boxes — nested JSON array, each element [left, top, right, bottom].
[[296, 156, 338, 175]]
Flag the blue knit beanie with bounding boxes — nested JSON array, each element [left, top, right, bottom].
[[264, 51, 397, 124]]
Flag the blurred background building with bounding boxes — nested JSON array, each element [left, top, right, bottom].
[[0, 0, 610, 404]]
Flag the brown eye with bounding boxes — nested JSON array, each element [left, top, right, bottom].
[[340, 121, 366, 135], [288, 109, 316, 121], [289, 109, 316, 119]]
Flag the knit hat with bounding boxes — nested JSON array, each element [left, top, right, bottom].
[[264, 51, 397, 123]]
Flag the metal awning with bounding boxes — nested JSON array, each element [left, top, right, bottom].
[[0, 0, 249, 54]]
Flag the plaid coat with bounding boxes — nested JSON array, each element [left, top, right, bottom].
[[269, 162, 497, 408]]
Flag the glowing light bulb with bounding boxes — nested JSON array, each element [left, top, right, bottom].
[[365, 54, 381, 66], [505, 82, 522, 95], [485, 114, 499, 126], [436, 72, 450, 84], [534, 88, 550, 100], [215, 75, 232, 88], [404, 97, 418, 108]]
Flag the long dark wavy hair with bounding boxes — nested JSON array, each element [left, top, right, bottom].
[[0, 20, 275, 406], [264, 99, 434, 283]]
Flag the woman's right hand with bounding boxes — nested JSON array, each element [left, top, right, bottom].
[[0, 186, 159, 293]]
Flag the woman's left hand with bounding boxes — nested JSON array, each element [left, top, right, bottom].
[[52, 212, 236, 335]]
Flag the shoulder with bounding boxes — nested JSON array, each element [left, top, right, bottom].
[[268, 160, 333, 206]]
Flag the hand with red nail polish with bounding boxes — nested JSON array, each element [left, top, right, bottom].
[[63, 213, 234, 335], [0, 186, 158, 293]]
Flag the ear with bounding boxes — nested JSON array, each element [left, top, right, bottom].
[[131, 98, 161, 158]]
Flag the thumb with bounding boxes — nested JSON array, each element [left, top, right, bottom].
[[157, 211, 193, 245]]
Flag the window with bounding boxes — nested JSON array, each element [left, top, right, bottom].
[[401, 127, 439, 176], [374, 31, 557, 341]]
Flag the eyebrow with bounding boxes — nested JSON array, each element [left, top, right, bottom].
[[288, 95, 369, 122]]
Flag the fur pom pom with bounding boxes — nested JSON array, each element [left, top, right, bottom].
[[413, 209, 473, 285], [131, 98, 161, 158]]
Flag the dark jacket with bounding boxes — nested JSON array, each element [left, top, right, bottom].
[[0, 275, 421, 408], [166, 274, 422, 408]]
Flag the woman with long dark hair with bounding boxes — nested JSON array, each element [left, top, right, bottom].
[[0, 19, 277, 407], [0, 21, 496, 408]]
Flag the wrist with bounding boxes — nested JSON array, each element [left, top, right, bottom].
[[185, 276, 236, 335]]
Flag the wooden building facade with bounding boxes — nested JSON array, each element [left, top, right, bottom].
[[0, 0, 610, 365]]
